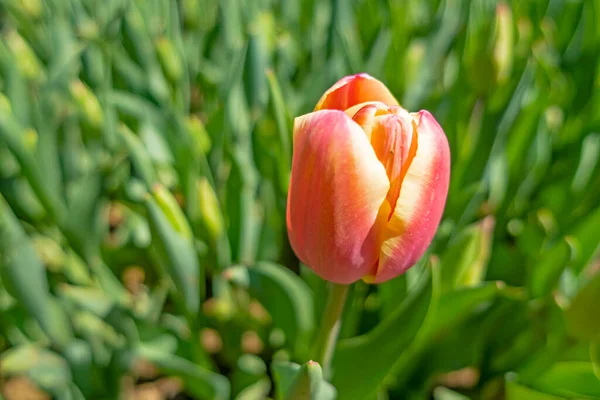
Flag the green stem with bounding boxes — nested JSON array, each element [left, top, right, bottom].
[[312, 282, 350, 377]]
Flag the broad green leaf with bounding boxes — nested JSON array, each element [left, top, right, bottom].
[[568, 205, 600, 274], [433, 387, 469, 400], [565, 271, 600, 341], [119, 124, 157, 189], [331, 263, 438, 400], [244, 15, 271, 119], [231, 354, 268, 397], [272, 361, 336, 400], [0, 195, 73, 347], [531, 362, 600, 398], [0, 106, 66, 222], [529, 237, 575, 298], [225, 147, 261, 265], [272, 361, 301, 400], [145, 187, 202, 315], [0, 345, 72, 396], [505, 379, 565, 400], [440, 217, 495, 291], [392, 282, 504, 390], [225, 262, 314, 358], [134, 345, 230, 400], [591, 341, 600, 380], [236, 378, 271, 400]]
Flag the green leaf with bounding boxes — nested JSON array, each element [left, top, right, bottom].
[[272, 361, 301, 399], [440, 217, 495, 291], [531, 362, 600, 398], [266, 69, 292, 176], [272, 361, 336, 400], [134, 345, 230, 400], [225, 147, 261, 265], [568, 205, 600, 274], [0, 195, 73, 347], [590, 341, 600, 381], [244, 19, 271, 119], [231, 354, 268, 397], [433, 387, 470, 400], [331, 262, 438, 400], [225, 262, 314, 358], [0, 106, 66, 222], [63, 340, 94, 397], [235, 377, 271, 400], [145, 186, 202, 315], [0, 345, 72, 396], [119, 125, 158, 189], [529, 237, 575, 298], [391, 282, 504, 391], [565, 271, 600, 341], [505, 379, 565, 400]]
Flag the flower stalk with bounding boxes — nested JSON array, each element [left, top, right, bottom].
[[312, 282, 350, 377]]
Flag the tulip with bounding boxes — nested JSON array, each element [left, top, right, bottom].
[[287, 73, 450, 284]]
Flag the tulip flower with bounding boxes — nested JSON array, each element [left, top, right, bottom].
[[287, 73, 450, 284]]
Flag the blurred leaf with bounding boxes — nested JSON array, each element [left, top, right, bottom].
[[119, 124, 157, 188], [331, 262, 438, 400], [568, 205, 600, 274], [0, 195, 73, 347], [565, 271, 600, 341], [231, 354, 269, 398], [226, 147, 261, 265], [236, 378, 271, 400], [505, 379, 565, 400], [530, 362, 600, 398], [134, 345, 230, 400], [440, 217, 495, 291], [433, 387, 469, 400], [145, 185, 202, 315], [244, 16, 271, 120], [272, 360, 336, 400], [0, 345, 72, 396], [0, 105, 66, 222], [591, 340, 600, 381], [225, 262, 314, 358], [529, 237, 575, 298]]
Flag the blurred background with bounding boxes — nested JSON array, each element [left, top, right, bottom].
[[1, 0, 600, 399]]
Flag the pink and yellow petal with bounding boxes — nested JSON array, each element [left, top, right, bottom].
[[371, 110, 451, 283], [315, 73, 399, 112], [286, 110, 390, 284]]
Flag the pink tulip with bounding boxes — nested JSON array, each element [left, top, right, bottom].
[[287, 73, 450, 284]]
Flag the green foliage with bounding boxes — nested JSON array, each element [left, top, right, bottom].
[[0, 0, 599, 399]]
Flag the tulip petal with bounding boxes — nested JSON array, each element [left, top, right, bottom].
[[368, 113, 417, 214], [315, 73, 399, 112], [372, 110, 451, 283], [287, 110, 390, 284]]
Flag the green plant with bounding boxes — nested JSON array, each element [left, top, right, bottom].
[[0, 0, 599, 399]]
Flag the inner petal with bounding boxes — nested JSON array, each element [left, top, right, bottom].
[[369, 114, 418, 216], [351, 104, 419, 222]]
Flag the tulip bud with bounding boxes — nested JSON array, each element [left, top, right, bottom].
[[493, 3, 514, 84], [70, 80, 104, 129], [152, 184, 193, 239], [18, 0, 43, 19], [287, 73, 450, 284], [197, 177, 225, 240], [156, 37, 183, 83], [185, 115, 212, 156], [5, 31, 44, 81]]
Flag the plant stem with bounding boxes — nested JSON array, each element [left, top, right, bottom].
[[312, 282, 350, 377]]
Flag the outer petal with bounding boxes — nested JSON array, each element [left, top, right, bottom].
[[315, 73, 399, 112], [287, 110, 390, 284], [372, 110, 451, 283]]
